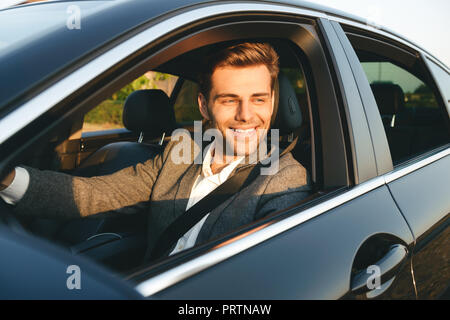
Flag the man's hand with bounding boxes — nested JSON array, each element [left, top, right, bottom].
[[0, 170, 15, 191]]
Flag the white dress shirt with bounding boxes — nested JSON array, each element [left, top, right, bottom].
[[0, 142, 244, 255]]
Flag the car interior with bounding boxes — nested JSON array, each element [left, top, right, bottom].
[[1, 37, 321, 276]]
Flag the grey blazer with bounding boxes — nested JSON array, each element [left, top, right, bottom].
[[14, 135, 311, 256]]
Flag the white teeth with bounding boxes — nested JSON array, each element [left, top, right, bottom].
[[233, 128, 255, 133]]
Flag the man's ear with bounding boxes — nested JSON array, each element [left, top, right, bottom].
[[198, 93, 210, 120]]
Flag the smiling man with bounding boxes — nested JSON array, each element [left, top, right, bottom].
[[197, 46, 277, 170], [0, 42, 311, 260], [200, 65, 272, 165]]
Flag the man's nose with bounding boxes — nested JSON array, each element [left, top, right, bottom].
[[236, 99, 253, 122]]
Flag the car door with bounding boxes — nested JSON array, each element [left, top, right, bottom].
[[330, 21, 450, 299], [129, 12, 417, 300]]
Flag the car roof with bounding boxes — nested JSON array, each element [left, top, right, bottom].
[[0, 0, 443, 115]]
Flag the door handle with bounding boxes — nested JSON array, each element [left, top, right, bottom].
[[351, 244, 408, 296]]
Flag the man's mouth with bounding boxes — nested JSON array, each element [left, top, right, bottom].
[[229, 127, 258, 138]]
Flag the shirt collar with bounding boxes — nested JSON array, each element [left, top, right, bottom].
[[202, 141, 245, 181]]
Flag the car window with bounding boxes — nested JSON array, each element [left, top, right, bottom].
[[355, 54, 449, 165], [361, 61, 439, 110], [82, 72, 178, 133]]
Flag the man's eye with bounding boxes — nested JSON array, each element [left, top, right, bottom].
[[221, 99, 237, 105], [253, 98, 266, 104]]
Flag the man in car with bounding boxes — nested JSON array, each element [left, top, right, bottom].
[[0, 42, 310, 258]]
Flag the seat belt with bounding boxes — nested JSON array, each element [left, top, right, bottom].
[[149, 162, 262, 260], [149, 137, 298, 261]]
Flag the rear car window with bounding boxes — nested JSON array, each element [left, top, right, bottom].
[[360, 60, 449, 164], [345, 46, 449, 165]]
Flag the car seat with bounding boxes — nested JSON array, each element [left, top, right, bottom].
[[74, 89, 177, 177]]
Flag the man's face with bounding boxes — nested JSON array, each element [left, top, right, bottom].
[[198, 64, 274, 159]]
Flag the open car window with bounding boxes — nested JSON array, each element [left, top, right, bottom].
[[11, 42, 319, 269]]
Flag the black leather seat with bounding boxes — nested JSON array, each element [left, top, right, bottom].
[[370, 83, 407, 128], [369, 82, 449, 165], [75, 89, 177, 177], [272, 72, 303, 135], [274, 73, 312, 175], [370, 83, 415, 163]]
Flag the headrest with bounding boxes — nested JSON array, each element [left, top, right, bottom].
[[271, 72, 302, 135], [122, 89, 176, 139], [370, 83, 405, 115]]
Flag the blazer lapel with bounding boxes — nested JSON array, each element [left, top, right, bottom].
[[173, 162, 201, 218], [172, 134, 204, 219]]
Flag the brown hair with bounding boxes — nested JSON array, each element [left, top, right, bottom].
[[198, 42, 279, 100]]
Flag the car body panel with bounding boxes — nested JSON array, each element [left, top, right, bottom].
[[387, 155, 449, 238]]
